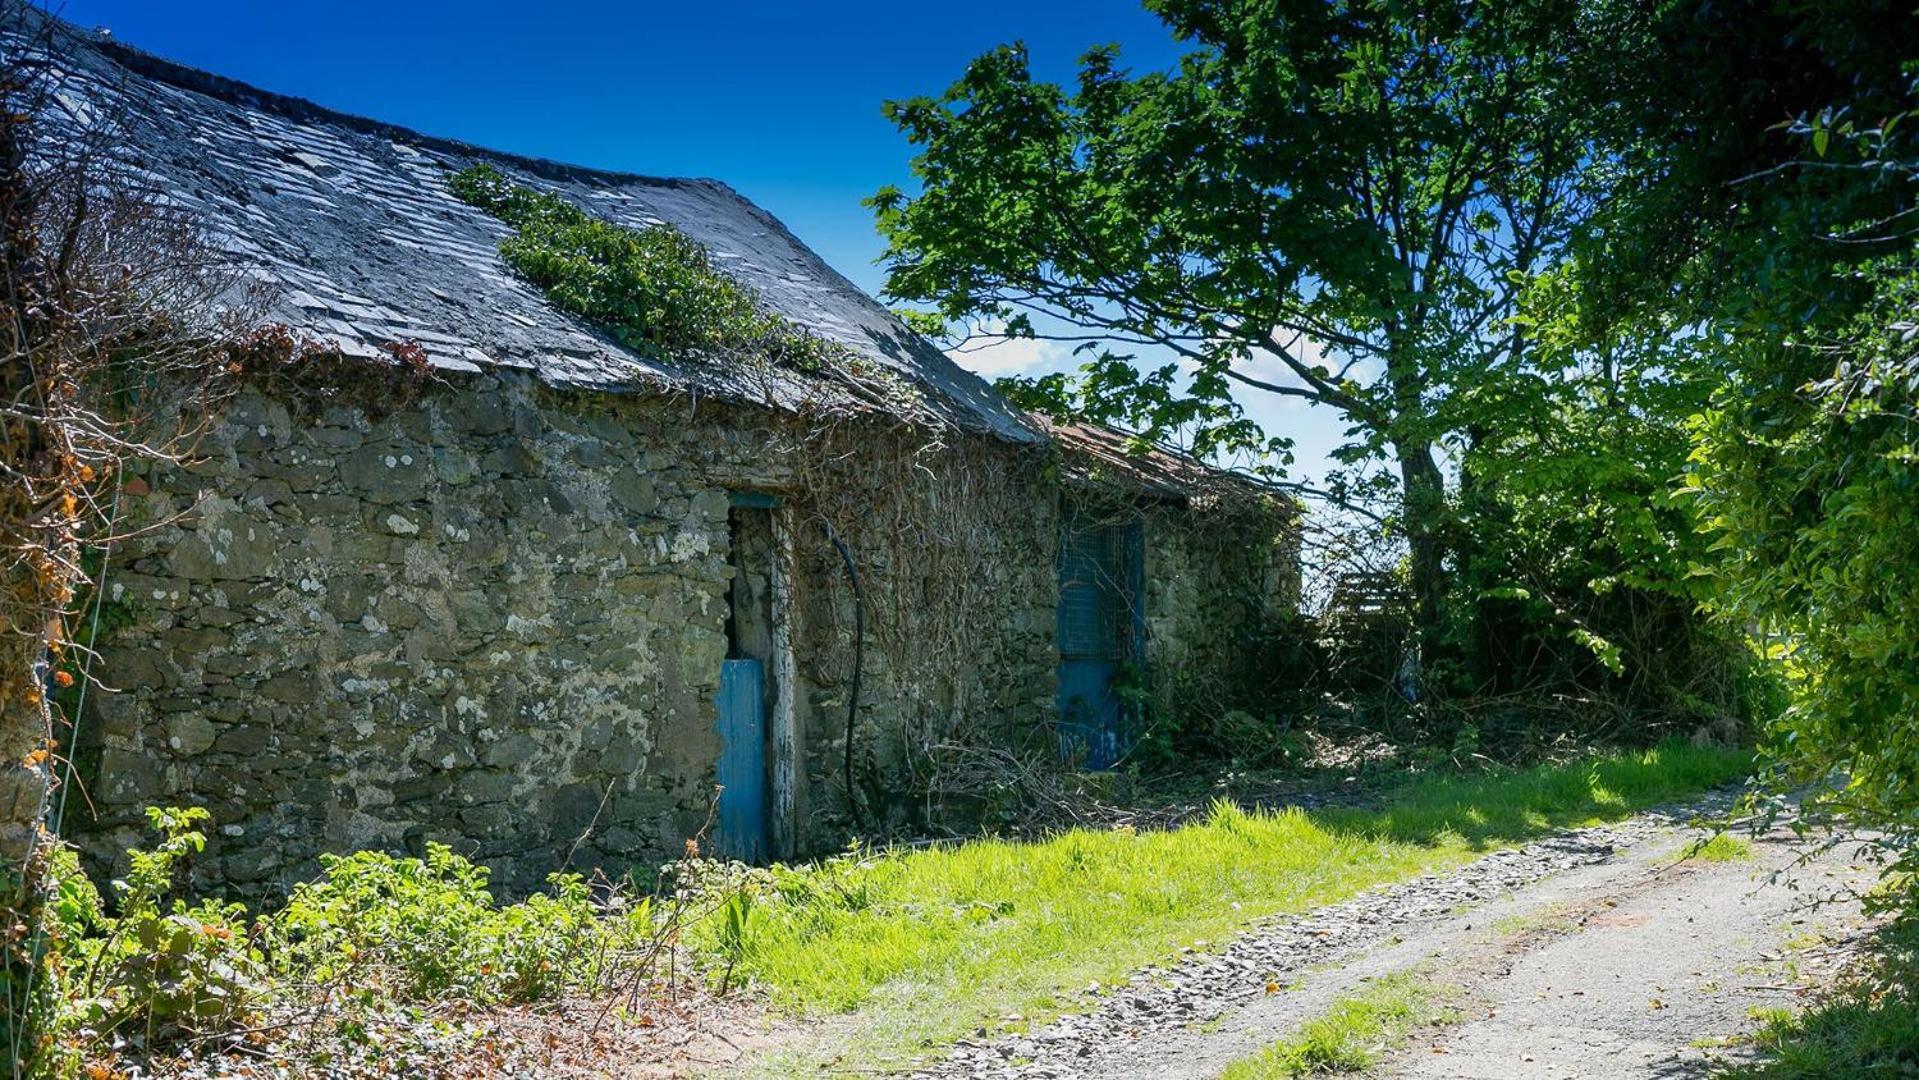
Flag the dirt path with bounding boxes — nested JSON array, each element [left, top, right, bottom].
[[912, 793, 1878, 1080], [1376, 821, 1878, 1080]]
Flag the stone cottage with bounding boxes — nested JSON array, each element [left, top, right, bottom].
[[45, 24, 1299, 891]]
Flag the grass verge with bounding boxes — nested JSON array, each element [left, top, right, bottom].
[[1218, 972, 1457, 1078], [1719, 899, 1919, 1078], [727, 741, 1748, 1071]]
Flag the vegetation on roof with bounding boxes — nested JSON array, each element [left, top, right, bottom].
[[447, 163, 846, 373]]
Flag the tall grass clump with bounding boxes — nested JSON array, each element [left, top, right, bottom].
[[1724, 897, 1919, 1078]]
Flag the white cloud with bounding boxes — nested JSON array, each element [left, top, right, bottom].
[[945, 321, 1070, 378], [1256, 330, 1382, 387], [948, 336, 1058, 376]]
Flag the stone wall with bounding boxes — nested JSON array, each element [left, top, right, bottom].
[[67, 370, 1056, 894], [1141, 497, 1302, 728], [63, 369, 1294, 895]]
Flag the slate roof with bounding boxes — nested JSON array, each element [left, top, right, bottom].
[[1045, 420, 1293, 507], [22, 14, 1039, 443]]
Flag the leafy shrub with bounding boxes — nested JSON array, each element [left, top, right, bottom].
[[29, 810, 762, 1076], [1676, 79, 1919, 872], [36, 808, 265, 1065], [264, 840, 778, 1013], [260, 841, 667, 1009], [268, 843, 489, 998]]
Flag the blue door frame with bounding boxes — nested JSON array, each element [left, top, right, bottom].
[[714, 657, 768, 861], [1055, 513, 1143, 769]]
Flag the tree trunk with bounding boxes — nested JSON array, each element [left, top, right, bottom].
[[1396, 439, 1449, 686]]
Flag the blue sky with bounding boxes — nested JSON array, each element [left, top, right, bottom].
[[63, 0, 1348, 478]]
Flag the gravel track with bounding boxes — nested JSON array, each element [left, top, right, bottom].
[[905, 788, 1862, 1080]]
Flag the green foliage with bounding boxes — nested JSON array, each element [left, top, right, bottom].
[[1436, 257, 1772, 728], [1122, 609, 1325, 772], [859, 0, 1841, 753], [1449, 721, 1481, 764], [869, 1, 1599, 447], [36, 807, 265, 1067], [264, 842, 620, 1005], [1685, 190, 1919, 864], [1580, 5, 1919, 870], [447, 163, 846, 372], [31, 810, 691, 1075], [869, 0, 1635, 639], [1131, 700, 1306, 775], [713, 891, 756, 994], [890, 306, 952, 341]]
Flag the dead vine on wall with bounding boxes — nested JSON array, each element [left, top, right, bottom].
[[782, 418, 1054, 828], [1, 9, 241, 1072]]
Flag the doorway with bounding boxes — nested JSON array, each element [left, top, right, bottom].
[[715, 497, 778, 861], [1055, 504, 1143, 769]]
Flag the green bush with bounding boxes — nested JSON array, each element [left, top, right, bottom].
[[263, 842, 623, 1005], [35, 808, 265, 1066], [1674, 80, 1919, 871], [29, 809, 733, 1075]]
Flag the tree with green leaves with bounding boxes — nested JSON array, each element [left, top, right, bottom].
[[1578, 0, 1919, 861], [871, 0, 1620, 657]]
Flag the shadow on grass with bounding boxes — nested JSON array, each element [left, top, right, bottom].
[[1307, 741, 1751, 853], [1717, 904, 1919, 1079]]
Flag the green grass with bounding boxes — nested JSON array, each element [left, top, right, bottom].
[[728, 742, 1748, 1071], [1719, 907, 1919, 1078], [1679, 832, 1756, 864], [1219, 972, 1457, 1078]]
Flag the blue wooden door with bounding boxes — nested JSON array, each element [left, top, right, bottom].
[[1056, 515, 1142, 769], [714, 658, 768, 861]]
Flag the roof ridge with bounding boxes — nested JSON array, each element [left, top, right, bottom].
[[65, 17, 713, 194]]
